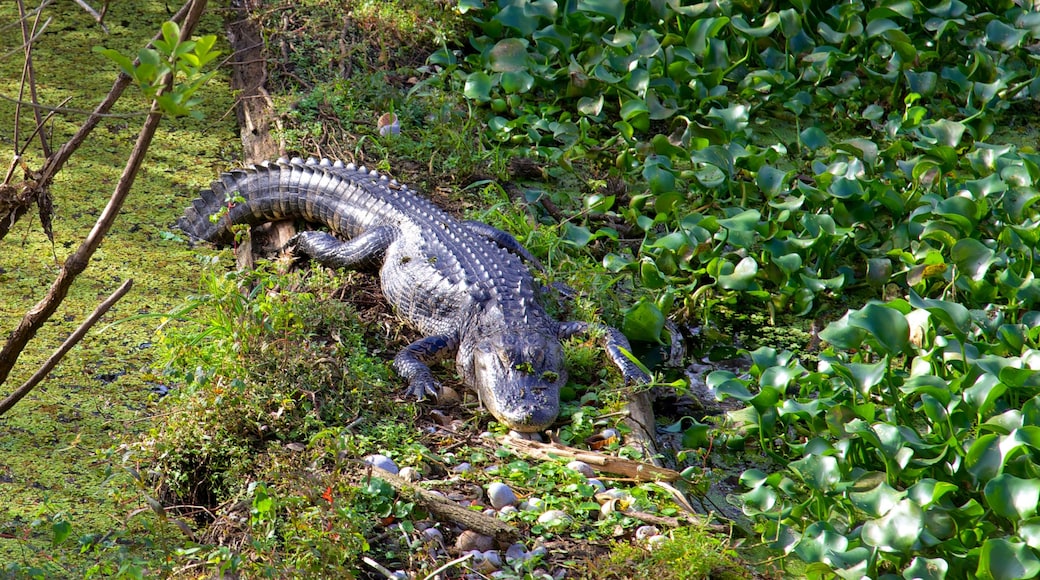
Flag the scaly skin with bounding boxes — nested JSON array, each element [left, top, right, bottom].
[[179, 157, 649, 432]]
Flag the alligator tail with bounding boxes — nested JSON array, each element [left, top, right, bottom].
[[178, 158, 406, 246]]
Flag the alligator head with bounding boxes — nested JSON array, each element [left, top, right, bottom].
[[456, 328, 567, 432]]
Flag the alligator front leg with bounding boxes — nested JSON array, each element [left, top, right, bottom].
[[393, 334, 459, 399], [290, 226, 396, 270], [557, 321, 651, 384]]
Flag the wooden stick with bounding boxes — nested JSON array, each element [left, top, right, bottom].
[[500, 435, 682, 482], [364, 466, 518, 543]]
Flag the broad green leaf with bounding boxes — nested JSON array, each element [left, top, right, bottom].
[[731, 13, 781, 38], [984, 473, 1040, 521], [849, 474, 903, 517], [861, 499, 925, 553], [757, 165, 790, 196], [952, 238, 996, 282], [977, 538, 1040, 580], [52, 520, 72, 545], [849, 303, 910, 355], [717, 257, 759, 290], [819, 313, 867, 350], [464, 72, 493, 101], [789, 454, 841, 493], [577, 95, 604, 116], [985, 20, 1027, 50], [904, 556, 948, 580], [622, 298, 665, 344], [800, 127, 829, 150], [909, 291, 970, 340], [489, 38, 530, 72], [1021, 517, 1040, 550], [577, 0, 625, 27], [793, 521, 847, 563]]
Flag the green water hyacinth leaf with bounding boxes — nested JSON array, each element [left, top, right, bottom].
[[793, 521, 848, 563], [717, 257, 759, 290], [903, 556, 949, 580], [731, 13, 780, 38], [984, 473, 1040, 521], [862, 498, 925, 553], [1020, 518, 1040, 550], [952, 238, 996, 282], [819, 313, 867, 350], [922, 119, 967, 148], [977, 538, 1040, 580], [577, 0, 625, 27], [489, 38, 529, 72], [849, 473, 903, 517], [800, 126, 829, 151], [789, 454, 840, 493], [849, 302, 910, 355], [464, 71, 493, 101], [909, 291, 970, 340], [622, 297, 665, 344], [757, 165, 790, 196], [985, 20, 1028, 50], [494, 0, 557, 36]]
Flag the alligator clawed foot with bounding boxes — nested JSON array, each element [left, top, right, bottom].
[[404, 378, 441, 401]]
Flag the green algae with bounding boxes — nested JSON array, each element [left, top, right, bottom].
[[0, 1, 236, 570]]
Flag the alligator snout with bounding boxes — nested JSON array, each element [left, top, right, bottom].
[[488, 376, 561, 432]]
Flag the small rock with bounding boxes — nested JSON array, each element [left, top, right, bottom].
[[456, 530, 494, 552], [509, 430, 544, 441], [487, 482, 518, 509], [498, 505, 518, 517], [567, 460, 595, 478], [363, 454, 399, 475], [646, 534, 668, 550], [635, 525, 659, 541], [536, 509, 572, 527], [505, 543, 528, 562], [421, 527, 444, 543], [398, 466, 421, 482], [479, 550, 502, 571], [479, 431, 496, 439], [439, 385, 461, 404], [519, 497, 544, 512], [453, 462, 472, 474], [587, 478, 606, 493]]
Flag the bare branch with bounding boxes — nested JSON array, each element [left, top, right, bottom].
[[0, 279, 133, 416], [0, 0, 210, 399]]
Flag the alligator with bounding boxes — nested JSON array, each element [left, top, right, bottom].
[[178, 157, 649, 432]]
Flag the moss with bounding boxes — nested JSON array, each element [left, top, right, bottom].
[[0, 0, 237, 570]]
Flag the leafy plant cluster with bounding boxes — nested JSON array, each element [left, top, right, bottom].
[[122, 265, 405, 575], [446, 0, 1040, 338], [437, 0, 1040, 577], [95, 21, 220, 118], [715, 295, 1040, 578]]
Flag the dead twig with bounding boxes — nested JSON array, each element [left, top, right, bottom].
[[500, 435, 682, 482], [0, 279, 133, 415], [363, 465, 518, 544], [0, 0, 210, 402]]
